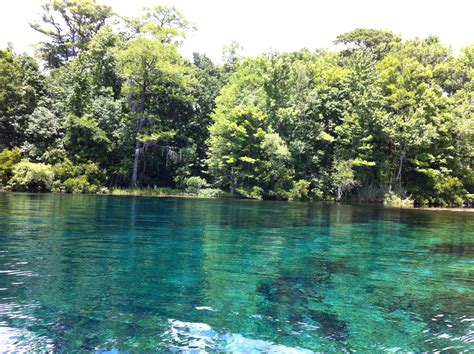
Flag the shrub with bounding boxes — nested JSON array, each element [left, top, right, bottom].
[[63, 176, 99, 194], [97, 187, 110, 195], [289, 179, 310, 201], [184, 176, 209, 194], [52, 158, 76, 181], [52, 159, 103, 194], [433, 176, 465, 206], [0, 147, 21, 186], [309, 178, 326, 201], [9, 160, 54, 192], [464, 193, 474, 208], [110, 187, 183, 196], [383, 191, 414, 207], [333, 159, 357, 201], [51, 180, 63, 192], [197, 188, 228, 198], [357, 184, 388, 204], [267, 188, 290, 200], [236, 186, 263, 200], [412, 168, 468, 206], [251, 186, 264, 199]]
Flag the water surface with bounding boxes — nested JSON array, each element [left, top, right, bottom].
[[0, 193, 473, 351]]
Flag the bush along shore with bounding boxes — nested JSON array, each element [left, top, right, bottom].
[[0, 1, 473, 208], [0, 158, 472, 209], [0, 154, 472, 208]]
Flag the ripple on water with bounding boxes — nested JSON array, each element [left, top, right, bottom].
[[428, 242, 474, 257], [0, 194, 473, 351], [0, 324, 53, 351], [165, 319, 312, 352]]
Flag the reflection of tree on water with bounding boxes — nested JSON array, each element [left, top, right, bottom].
[[429, 242, 474, 257], [0, 195, 211, 350], [254, 203, 352, 348], [199, 201, 352, 351], [196, 200, 474, 351], [256, 260, 350, 342]]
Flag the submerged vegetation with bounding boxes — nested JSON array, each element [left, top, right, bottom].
[[0, 0, 473, 207]]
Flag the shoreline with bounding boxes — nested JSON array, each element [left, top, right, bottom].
[[2, 189, 473, 212], [399, 206, 474, 213]]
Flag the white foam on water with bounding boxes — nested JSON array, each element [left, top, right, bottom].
[[166, 319, 313, 352], [195, 306, 217, 312], [0, 325, 53, 351]]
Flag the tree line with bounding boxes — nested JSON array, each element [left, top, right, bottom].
[[0, 0, 472, 206]]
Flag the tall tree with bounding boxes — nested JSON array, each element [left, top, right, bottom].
[[31, 0, 113, 68], [117, 9, 194, 187], [125, 5, 194, 45], [335, 28, 401, 60], [376, 37, 454, 196]]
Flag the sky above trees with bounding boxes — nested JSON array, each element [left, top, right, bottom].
[[1, 0, 473, 62]]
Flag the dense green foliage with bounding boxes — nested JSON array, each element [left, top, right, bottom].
[[9, 160, 55, 192], [0, 147, 21, 186], [0, 1, 472, 206]]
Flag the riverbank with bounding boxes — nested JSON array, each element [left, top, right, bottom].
[[2, 188, 473, 212], [109, 188, 474, 211], [401, 206, 474, 213], [108, 187, 231, 199]]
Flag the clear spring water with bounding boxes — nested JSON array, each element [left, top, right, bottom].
[[0, 193, 473, 352]]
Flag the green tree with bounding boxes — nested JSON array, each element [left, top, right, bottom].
[[377, 38, 451, 194], [0, 49, 45, 148], [335, 28, 401, 60], [332, 159, 357, 201], [208, 106, 267, 196], [259, 132, 293, 199], [31, 0, 113, 68], [126, 5, 194, 44], [117, 9, 194, 187], [22, 107, 63, 160], [63, 114, 111, 163], [208, 107, 293, 199]]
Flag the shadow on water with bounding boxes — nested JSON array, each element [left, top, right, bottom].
[[428, 242, 474, 257], [255, 254, 351, 343]]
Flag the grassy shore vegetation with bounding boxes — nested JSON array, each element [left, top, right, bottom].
[[0, 0, 473, 207]]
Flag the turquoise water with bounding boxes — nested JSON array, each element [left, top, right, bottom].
[[0, 193, 473, 352]]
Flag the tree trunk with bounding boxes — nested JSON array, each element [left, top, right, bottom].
[[396, 153, 405, 192], [336, 186, 342, 202], [131, 140, 142, 188], [229, 169, 236, 194], [131, 80, 147, 188]]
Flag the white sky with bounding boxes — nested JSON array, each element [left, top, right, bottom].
[[1, 0, 473, 62]]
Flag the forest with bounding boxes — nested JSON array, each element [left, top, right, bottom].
[[0, 0, 473, 207]]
